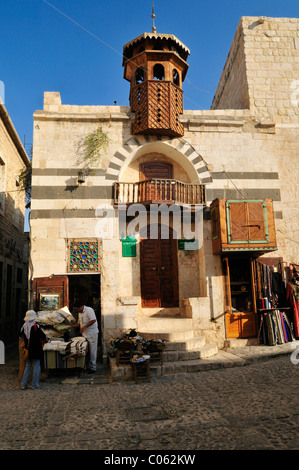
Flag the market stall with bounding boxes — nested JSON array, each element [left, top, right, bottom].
[[36, 306, 88, 371], [255, 260, 298, 345], [108, 330, 167, 382]]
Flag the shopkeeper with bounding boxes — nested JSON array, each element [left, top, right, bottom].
[[72, 302, 99, 374]]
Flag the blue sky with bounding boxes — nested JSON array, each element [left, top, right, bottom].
[[0, 0, 298, 154]]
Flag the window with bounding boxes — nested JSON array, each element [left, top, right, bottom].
[[17, 268, 23, 284], [5, 264, 12, 317], [153, 64, 165, 81], [135, 67, 144, 84], [13, 186, 21, 227], [173, 69, 180, 86], [0, 157, 5, 217], [68, 240, 100, 273], [226, 200, 269, 244]]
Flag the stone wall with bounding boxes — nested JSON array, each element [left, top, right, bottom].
[[0, 105, 29, 341], [212, 17, 299, 123]]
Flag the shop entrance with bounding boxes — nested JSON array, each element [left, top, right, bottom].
[[68, 273, 101, 357], [223, 256, 257, 339], [68, 274, 101, 315], [32, 274, 101, 356]]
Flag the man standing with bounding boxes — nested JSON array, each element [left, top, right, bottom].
[[73, 303, 99, 373]]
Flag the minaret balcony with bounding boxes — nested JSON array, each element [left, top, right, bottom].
[[130, 80, 184, 137], [114, 179, 206, 207]]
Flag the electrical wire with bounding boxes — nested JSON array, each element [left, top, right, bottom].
[[40, 0, 214, 103]]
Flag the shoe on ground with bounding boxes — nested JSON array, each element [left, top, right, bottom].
[[86, 369, 96, 374]]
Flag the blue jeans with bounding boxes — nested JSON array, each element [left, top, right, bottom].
[[21, 359, 41, 389]]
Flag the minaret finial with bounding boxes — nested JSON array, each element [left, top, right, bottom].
[[151, 3, 156, 33]]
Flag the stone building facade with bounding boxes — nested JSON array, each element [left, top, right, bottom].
[[0, 103, 30, 342], [30, 17, 299, 361]]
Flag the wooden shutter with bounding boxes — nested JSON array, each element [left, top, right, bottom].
[[247, 202, 266, 241], [140, 161, 173, 201], [140, 162, 173, 180], [228, 202, 248, 242], [227, 200, 268, 244]]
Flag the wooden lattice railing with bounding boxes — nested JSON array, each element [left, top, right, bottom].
[[114, 179, 206, 206], [130, 81, 184, 137]]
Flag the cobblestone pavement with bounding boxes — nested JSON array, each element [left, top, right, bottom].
[[0, 346, 299, 452]]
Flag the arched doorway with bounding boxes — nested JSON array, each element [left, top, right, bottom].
[[140, 224, 179, 308]]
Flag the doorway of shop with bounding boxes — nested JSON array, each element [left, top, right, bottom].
[[68, 274, 101, 358]]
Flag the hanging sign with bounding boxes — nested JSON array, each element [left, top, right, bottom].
[[178, 239, 199, 251]]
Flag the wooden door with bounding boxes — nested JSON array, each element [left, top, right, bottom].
[[140, 161, 173, 181], [223, 258, 257, 338], [32, 276, 69, 311], [140, 161, 173, 201], [140, 225, 179, 308]]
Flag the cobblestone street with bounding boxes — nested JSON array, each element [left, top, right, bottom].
[[0, 346, 299, 452]]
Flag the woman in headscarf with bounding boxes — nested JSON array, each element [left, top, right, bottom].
[[18, 310, 36, 385], [19, 310, 47, 390]]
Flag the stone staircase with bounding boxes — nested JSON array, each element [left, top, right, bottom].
[[109, 316, 219, 382]]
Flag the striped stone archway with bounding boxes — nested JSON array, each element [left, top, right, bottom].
[[105, 135, 213, 184]]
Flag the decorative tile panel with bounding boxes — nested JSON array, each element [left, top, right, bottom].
[[68, 240, 100, 272]]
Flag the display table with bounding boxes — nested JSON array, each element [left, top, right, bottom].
[[130, 355, 151, 383], [43, 337, 88, 370], [44, 350, 86, 370]]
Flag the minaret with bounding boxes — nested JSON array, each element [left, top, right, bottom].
[[122, 5, 190, 137]]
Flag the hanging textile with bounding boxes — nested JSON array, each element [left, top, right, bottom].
[[286, 280, 299, 339], [255, 260, 285, 309], [258, 310, 295, 345]]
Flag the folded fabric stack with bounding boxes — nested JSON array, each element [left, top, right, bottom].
[[64, 337, 88, 357], [43, 340, 68, 354], [43, 336, 88, 357], [37, 306, 76, 341]]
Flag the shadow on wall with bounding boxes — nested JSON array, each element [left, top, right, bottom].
[[0, 192, 29, 343]]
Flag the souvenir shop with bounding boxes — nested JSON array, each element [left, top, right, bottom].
[[210, 199, 299, 344], [224, 255, 299, 345], [32, 273, 101, 371]]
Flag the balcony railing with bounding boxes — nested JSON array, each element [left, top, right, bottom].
[[114, 179, 206, 206]]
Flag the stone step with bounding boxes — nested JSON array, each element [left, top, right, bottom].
[[141, 307, 181, 317], [109, 343, 219, 382], [164, 343, 217, 362], [139, 329, 195, 342], [137, 316, 194, 333], [166, 336, 206, 351]]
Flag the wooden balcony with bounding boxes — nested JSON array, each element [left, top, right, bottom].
[[114, 179, 206, 207]]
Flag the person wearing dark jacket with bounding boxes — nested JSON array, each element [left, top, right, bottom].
[[20, 310, 47, 390]]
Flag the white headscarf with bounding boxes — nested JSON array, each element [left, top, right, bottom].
[[22, 310, 37, 339]]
